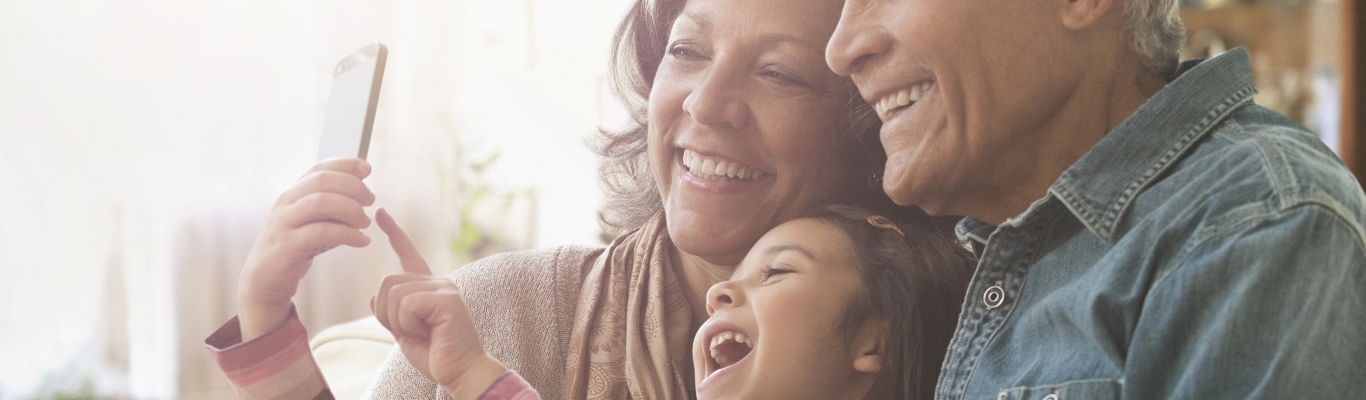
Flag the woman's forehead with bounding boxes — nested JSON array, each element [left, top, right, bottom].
[[673, 0, 840, 48]]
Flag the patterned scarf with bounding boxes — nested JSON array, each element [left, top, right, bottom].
[[562, 212, 695, 399]]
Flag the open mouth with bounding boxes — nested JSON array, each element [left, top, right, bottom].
[[704, 330, 755, 379], [871, 80, 935, 122], [682, 149, 768, 182]]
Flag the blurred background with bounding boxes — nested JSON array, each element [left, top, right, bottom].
[[0, 0, 1362, 398], [0, 0, 632, 398]]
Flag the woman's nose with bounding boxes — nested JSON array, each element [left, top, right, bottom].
[[826, 7, 887, 77], [682, 68, 750, 131], [705, 280, 743, 316]]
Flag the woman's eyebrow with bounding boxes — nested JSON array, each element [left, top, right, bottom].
[[677, 13, 820, 54], [763, 244, 816, 260], [678, 12, 712, 33], [757, 33, 806, 47], [756, 33, 825, 55]]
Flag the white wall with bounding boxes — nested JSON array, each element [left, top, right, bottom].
[[0, 0, 631, 397]]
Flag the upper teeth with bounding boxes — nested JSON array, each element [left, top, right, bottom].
[[709, 330, 754, 369], [683, 150, 767, 181], [872, 81, 933, 122]]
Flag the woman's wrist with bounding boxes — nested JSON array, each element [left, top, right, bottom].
[[442, 354, 510, 400]]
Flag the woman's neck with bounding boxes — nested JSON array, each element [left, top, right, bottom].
[[670, 245, 737, 329]]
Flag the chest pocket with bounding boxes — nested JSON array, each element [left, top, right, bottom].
[[996, 379, 1123, 400]]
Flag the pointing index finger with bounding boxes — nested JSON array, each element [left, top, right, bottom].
[[376, 208, 433, 276]]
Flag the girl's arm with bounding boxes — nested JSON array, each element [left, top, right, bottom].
[[205, 307, 540, 400], [371, 208, 540, 400], [205, 308, 331, 399], [206, 157, 371, 400], [205, 157, 536, 400], [477, 371, 541, 400]]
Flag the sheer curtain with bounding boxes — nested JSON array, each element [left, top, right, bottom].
[[0, 0, 629, 398]]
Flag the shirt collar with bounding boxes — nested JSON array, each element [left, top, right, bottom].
[[956, 217, 995, 245], [1043, 48, 1259, 242]]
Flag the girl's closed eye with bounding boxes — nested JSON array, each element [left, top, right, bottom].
[[759, 264, 793, 284]]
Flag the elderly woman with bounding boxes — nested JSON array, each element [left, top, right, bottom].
[[207, 0, 945, 398]]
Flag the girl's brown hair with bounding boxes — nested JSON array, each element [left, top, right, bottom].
[[805, 205, 975, 400]]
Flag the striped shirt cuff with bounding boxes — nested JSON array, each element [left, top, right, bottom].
[[478, 370, 540, 400], [205, 308, 332, 400]]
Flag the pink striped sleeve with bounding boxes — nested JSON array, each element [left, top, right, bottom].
[[477, 371, 541, 400], [205, 308, 333, 400]]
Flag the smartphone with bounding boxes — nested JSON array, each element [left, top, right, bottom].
[[317, 42, 387, 161]]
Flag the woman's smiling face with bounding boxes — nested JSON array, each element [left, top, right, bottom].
[[692, 218, 879, 400], [648, 0, 855, 265]]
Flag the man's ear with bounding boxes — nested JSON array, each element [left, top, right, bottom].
[[852, 319, 885, 374], [1059, 0, 1119, 31]]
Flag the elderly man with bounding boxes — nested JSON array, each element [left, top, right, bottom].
[[827, 0, 1365, 398]]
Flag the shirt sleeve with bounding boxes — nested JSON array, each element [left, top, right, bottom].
[[1124, 204, 1366, 399], [477, 371, 541, 400], [204, 308, 334, 400]]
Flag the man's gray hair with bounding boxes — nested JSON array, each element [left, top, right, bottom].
[[1123, 0, 1186, 77]]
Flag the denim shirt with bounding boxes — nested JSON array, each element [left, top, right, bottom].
[[936, 48, 1366, 400]]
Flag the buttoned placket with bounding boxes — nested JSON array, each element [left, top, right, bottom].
[[938, 200, 1066, 400]]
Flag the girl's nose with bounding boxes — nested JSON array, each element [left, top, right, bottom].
[[705, 280, 742, 316]]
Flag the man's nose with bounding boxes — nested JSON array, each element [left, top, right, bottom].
[[826, 8, 888, 77]]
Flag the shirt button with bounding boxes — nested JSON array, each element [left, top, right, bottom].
[[1042, 394, 1059, 400], [984, 281, 1005, 310]]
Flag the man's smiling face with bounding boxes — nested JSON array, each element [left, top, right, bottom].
[[825, 0, 1087, 215]]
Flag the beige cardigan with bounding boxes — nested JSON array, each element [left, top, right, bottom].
[[363, 245, 604, 400]]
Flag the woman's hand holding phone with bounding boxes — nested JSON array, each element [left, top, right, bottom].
[[237, 158, 376, 342], [372, 208, 509, 399]]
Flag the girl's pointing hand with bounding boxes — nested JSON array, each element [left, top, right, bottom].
[[372, 208, 510, 399]]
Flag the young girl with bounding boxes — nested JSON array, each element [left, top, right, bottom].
[[370, 204, 974, 399]]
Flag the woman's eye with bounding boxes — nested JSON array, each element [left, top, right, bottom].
[[759, 68, 808, 88], [667, 43, 704, 60]]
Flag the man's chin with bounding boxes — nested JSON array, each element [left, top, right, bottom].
[[881, 168, 957, 215], [880, 163, 924, 206]]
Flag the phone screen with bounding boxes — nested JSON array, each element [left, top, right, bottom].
[[318, 42, 387, 161]]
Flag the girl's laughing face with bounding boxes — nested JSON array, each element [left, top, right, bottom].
[[692, 218, 883, 400]]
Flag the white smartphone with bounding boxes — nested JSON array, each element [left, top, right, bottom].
[[317, 42, 387, 161]]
